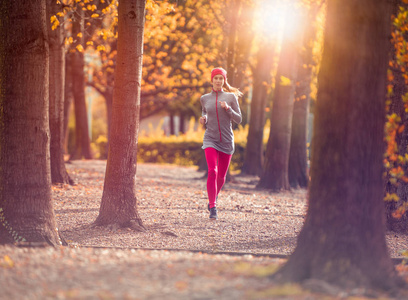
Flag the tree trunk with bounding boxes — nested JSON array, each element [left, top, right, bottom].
[[288, 6, 319, 189], [105, 87, 113, 155], [70, 9, 92, 160], [226, 0, 242, 85], [95, 0, 146, 231], [0, 0, 62, 246], [241, 43, 274, 176], [179, 111, 186, 134], [233, 0, 254, 91], [169, 112, 175, 135], [258, 17, 299, 191], [47, 0, 73, 185], [274, 0, 405, 291], [63, 54, 73, 154]]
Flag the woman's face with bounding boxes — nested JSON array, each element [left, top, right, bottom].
[[212, 74, 224, 91]]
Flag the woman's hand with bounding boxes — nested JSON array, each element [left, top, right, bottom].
[[220, 101, 229, 111], [199, 116, 207, 125]]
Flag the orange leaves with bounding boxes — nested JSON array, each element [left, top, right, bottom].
[[384, 113, 400, 162], [50, 15, 60, 30], [385, 193, 400, 202], [385, 7, 408, 220], [392, 202, 408, 219], [76, 45, 84, 53], [0, 255, 14, 269]]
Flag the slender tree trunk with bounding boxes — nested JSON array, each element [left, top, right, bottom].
[[233, 0, 255, 91], [241, 43, 274, 176], [288, 96, 309, 188], [95, 0, 146, 231], [70, 10, 92, 159], [226, 0, 241, 85], [105, 87, 113, 156], [179, 111, 186, 134], [63, 54, 73, 154], [0, 0, 62, 245], [169, 112, 175, 135], [288, 6, 319, 189], [258, 16, 299, 191], [47, 0, 73, 184], [274, 0, 405, 291]]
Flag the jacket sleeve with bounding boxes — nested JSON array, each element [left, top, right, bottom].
[[200, 96, 208, 123], [227, 94, 242, 124]]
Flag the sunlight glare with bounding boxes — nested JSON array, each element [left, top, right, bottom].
[[254, 0, 304, 42]]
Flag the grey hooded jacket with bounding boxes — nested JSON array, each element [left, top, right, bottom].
[[200, 89, 242, 154]]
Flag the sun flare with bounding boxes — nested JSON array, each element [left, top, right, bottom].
[[253, 0, 305, 41]]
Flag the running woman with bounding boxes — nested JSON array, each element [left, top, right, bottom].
[[199, 67, 243, 219]]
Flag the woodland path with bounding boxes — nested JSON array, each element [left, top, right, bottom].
[[1, 160, 407, 299]]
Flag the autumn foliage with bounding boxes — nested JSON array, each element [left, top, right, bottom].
[[384, 5, 408, 227]]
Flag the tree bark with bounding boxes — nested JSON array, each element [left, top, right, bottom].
[[179, 111, 186, 134], [226, 0, 242, 85], [258, 15, 299, 191], [273, 0, 405, 291], [0, 0, 62, 246], [288, 6, 319, 189], [47, 0, 73, 185], [69, 9, 92, 160], [95, 0, 146, 231], [63, 54, 73, 154], [233, 0, 255, 91], [241, 43, 274, 176]]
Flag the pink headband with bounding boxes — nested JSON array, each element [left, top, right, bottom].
[[211, 68, 227, 82]]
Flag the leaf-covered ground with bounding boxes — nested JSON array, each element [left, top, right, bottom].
[[1, 160, 407, 299]]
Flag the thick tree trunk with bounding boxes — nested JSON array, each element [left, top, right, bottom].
[[0, 0, 62, 246], [70, 10, 92, 160], [95, 0, 146, 231], [241, 43, 274, 176], [47, 0, 73, 185], [258, 18, 299, 191], [274, 0, 405, 291], [288, 6, 318, 189]]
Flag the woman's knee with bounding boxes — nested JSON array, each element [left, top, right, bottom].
[[208, 167, 218, 178]]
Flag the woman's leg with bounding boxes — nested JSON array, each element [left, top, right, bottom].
[[205, 147, 218, 208], [216, 151, 232, 196]]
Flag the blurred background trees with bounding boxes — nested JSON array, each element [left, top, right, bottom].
[[1, 0, 407, 238]]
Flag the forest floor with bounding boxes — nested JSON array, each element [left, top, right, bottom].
[[1, 160, 408, 299]]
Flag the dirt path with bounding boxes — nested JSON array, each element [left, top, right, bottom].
[[55, 160, 407, 258], [1, 160, 407, 299]]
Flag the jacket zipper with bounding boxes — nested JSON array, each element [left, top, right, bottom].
[[215, 90, 222, 142]]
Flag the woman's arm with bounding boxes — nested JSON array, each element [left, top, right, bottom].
[[223, 95, 242, 124], [200, 96, 207, 125]]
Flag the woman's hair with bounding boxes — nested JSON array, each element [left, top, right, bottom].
[[224, 81, 243, 98]]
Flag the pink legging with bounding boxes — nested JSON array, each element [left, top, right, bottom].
[[205, 147, 232, 208]]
